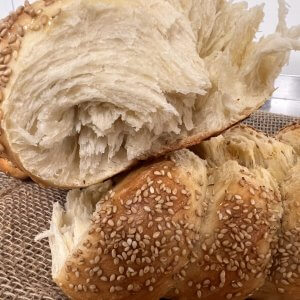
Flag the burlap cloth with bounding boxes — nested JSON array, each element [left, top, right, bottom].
[[0, 111, 299, 300]]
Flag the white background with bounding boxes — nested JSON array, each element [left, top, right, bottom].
[[234, 0, 300, 75], [1, 0, 300, 75]]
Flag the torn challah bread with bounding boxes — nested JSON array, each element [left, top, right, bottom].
[[1, 0, 300, 188], [194, 124, 300, 300], [277, 123, 300, 155], [193, 124, 297, 182], [40, 147, 286, 300], [251, 124, 300, 300]]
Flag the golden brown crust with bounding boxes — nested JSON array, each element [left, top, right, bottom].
[[0, 157, 28, 179], [144, 107, 266, 160], [252, 125, 300, 300], [276, 123, 300, 155], [0, 140, 28, 179], [54, 153, 282, 300], [276, 123, 300, 137], [55, 159, 197, 299], [252, 164, 300, 300], [0, 0, 62, 100], [0, 0, 62, 184]]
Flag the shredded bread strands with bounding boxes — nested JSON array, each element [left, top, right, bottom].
[[0, 0, 299, 187]]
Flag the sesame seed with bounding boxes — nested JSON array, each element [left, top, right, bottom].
[[117, 275, 125, 281], [168, 208, 175, 215], [281, 279, 289, 286], [144, 206, 151, 212], [261, 192, 267, 198], [175, 235, 181, 242], [225, 209, 232, 215], [153, 232, 160, 238], [220, 270, 226, 283], [203, 279, 210, 286], [112, 249, 116, 258], [128, 267, 135, 273], [108, 219, 114, 227], [110, 274, 116, 281], [249, 188, 255, 195]]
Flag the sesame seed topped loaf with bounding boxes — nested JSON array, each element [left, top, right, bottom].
[[42, 149, 283, 299], [195, 124, 300, 300], [39, 124, 300, 300], [0, 0, 300, 188], [251, 124, 300, 300]]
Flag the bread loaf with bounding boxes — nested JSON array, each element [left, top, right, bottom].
[[250, 124, 300, 300], [37, 123, 300, 299], [40, 149, 282, 299], [1, 0, 299, 187], [195, 124, 300, 300]]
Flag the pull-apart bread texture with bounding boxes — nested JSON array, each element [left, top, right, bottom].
[[1, 0, 300, 187], [251, 125, 300, 300], [195, 124, 300, 300], [39, 124, 300, 300]]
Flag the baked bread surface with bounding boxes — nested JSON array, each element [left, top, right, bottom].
[[1, 0, 300, 187], [44, 149, 282, 299], [39, 124, 300, 300]]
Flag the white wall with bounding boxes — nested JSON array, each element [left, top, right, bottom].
[[0, 1, 13, 19], [235, 0, 300, 75], [1, 0, 300, 74]]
